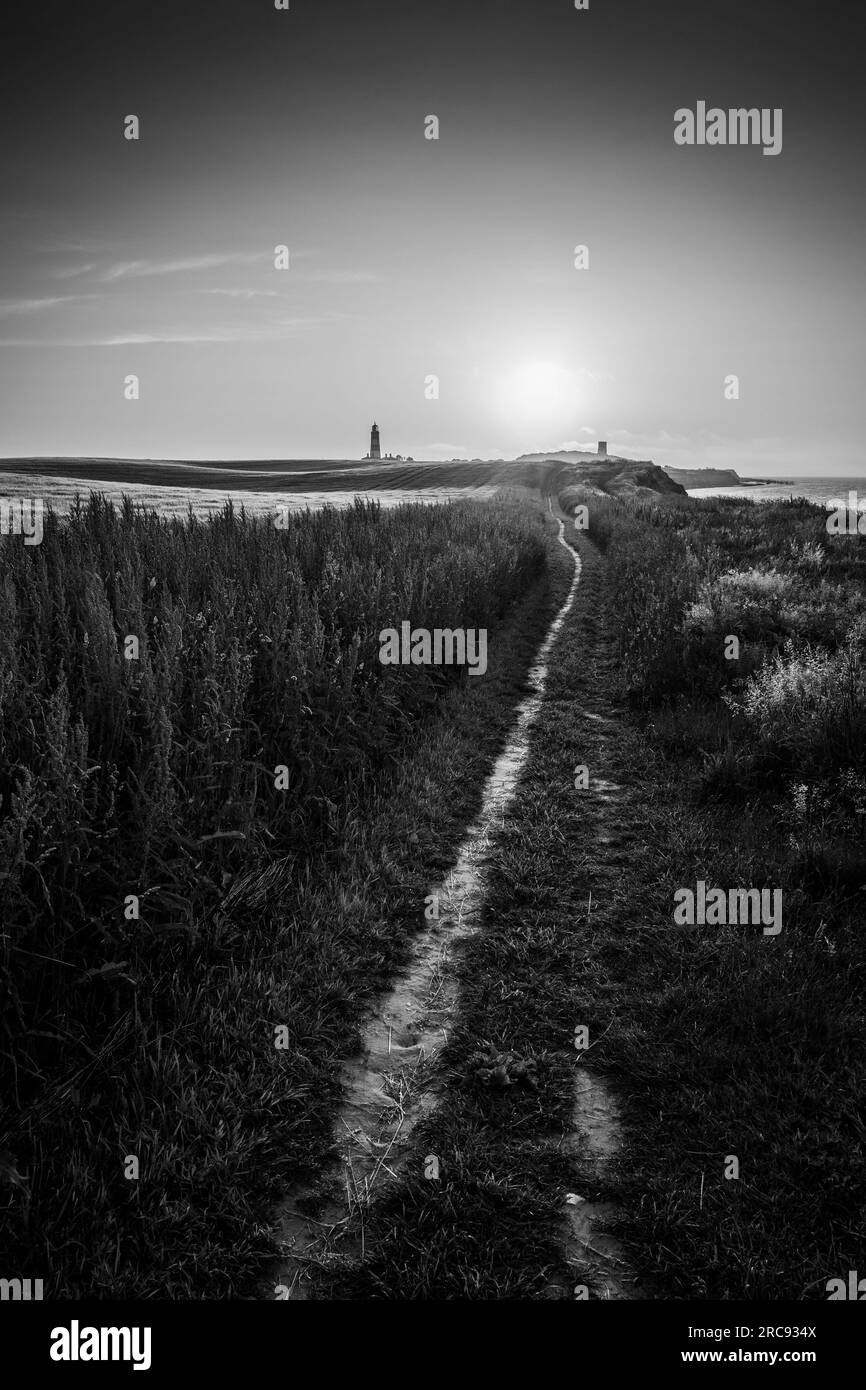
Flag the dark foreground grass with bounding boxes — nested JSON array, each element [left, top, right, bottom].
[[309, 499, 866, 1300], [1, 495, 562, 1297], [10, 488, 861, 1298], [586, 496, 866, 1299]]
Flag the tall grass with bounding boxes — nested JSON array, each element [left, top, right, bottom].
[[594, 487, 866, 915], [0, 493, 546, 1293], [561, 496, 866, 1296], [594, 494, 866, 709]]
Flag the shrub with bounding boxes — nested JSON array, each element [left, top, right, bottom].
[[724, 621, 866, 772]]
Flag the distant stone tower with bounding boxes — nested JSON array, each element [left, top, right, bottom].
[[370, 422, 381, 460], [597, 440, 607, 460]]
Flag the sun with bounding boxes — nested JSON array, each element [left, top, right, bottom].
[[498, 360, 577, 429]]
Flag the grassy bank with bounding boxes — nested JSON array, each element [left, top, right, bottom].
[[0, 494, 561, 1297], [578, 494, 866, 1298]]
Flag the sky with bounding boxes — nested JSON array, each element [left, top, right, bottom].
[[0, 0, 863, 474]]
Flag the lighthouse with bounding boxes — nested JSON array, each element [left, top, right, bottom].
[[369, 422, 381, 460]]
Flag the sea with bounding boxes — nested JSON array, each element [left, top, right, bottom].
[[686, 477, 866, 509]]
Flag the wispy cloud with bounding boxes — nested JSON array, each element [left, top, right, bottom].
[[52, 263, 96, 281], [301, 269, 380, 284], [198, 287, 283, 300], [0, 296, 78, 317], [99, 330, 245, 344], [197, 270, 380, 299], [0, 313, 344, 348], [26, 247, 381, 290], [34, 236, 118, 256], [100, 252, 264, 282]]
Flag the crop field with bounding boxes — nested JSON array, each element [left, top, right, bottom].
[[0, 456, 548, 494]]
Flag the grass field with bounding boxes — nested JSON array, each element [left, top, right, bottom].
[[276, 492, 866, 1301], [0, 491, 564, 1296], [2, 477, 862, 1299], [0, 455, 549, 494], [575, 493, 866, 1297]]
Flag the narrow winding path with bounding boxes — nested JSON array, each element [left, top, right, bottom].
[[272, 498, 636, 1299]]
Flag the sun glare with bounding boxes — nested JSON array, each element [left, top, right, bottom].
[[499, 360, 577, 428]]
